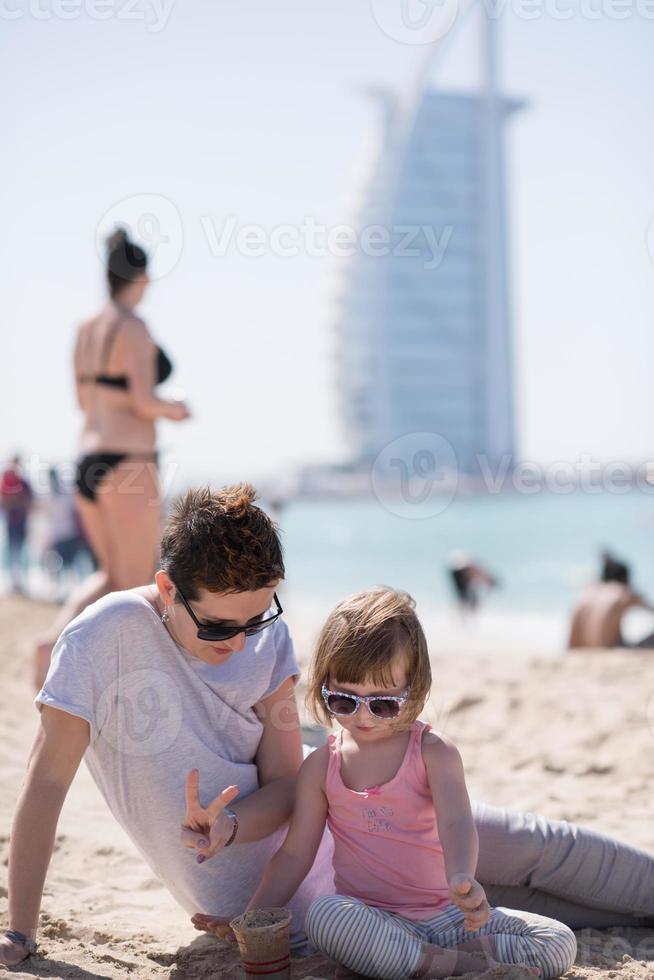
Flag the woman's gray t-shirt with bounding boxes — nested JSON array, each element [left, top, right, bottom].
[[35, 590, 334, 947]]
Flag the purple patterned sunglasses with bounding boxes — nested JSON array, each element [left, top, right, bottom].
[[321, 684, 411, 720]]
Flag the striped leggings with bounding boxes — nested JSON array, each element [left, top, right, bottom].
[[305, 895, 577, 980]]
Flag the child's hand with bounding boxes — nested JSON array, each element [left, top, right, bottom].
[[191, 913, 236, 942], [180, 769, 239, 864], [448, 873, 491, 932]]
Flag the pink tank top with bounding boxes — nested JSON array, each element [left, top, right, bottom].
[[325, 720, 450, 921]]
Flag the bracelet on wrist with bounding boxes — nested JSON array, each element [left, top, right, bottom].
[[223, 807, 239, 848]]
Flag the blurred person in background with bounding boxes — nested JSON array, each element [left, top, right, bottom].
[[568, 551, 654, 649], [38, 467, 94, 599], [0, 455, 34, 595], [447, 551, 499, 617], [32, 228, 191, 689]]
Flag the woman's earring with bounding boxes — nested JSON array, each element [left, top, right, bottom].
[[162, 605, 170, 624]]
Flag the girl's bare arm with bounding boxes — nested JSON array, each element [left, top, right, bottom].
[[424, 733, 490, 930], [246, 744, 329, 911], [424, 733, 478, 878]]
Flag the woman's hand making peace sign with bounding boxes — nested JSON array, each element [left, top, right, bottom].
[[180, 768, 240, 864]]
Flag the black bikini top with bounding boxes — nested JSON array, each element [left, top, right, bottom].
[[79, 318, 173, 390]]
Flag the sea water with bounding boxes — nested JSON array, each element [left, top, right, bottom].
[[277, 488, 654, 651]]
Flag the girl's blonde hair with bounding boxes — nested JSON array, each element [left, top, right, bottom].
[[306, 586, 431, 728]]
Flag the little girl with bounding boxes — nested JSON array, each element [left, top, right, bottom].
[[194, 587, 577, 979]]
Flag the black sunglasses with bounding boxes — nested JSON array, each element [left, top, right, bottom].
[[174, 585, 283, 642]]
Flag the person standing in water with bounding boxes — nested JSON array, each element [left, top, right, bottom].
[[447, 552, 499, 617], [33, 227, 191, 688]]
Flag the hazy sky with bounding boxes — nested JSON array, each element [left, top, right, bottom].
[[3, 0, 654, 491]]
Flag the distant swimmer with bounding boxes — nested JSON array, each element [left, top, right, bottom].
[[447, 551, 499, 616]]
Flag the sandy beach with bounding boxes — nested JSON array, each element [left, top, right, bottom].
[[0, 594, 652, 979]]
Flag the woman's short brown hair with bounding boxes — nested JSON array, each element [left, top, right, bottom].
[[306, 587, 431, 728], [160, 483, 284, 600]]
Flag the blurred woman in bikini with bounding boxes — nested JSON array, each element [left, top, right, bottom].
[[33, 227, 191, 688]]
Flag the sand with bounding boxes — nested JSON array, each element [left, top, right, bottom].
[[1, 594, 653, 979]]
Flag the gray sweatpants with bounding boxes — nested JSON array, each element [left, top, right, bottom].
[[472, 800, 654, 929]]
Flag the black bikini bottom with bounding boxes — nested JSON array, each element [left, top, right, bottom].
[[75, 452, 158, 503]]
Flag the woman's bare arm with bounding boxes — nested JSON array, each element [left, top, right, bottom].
[[6, 707, 89, 946], [73, 326, 91, 413], [120, 319, 188, 421], [181, 677, 304, 858], [235, 674, 305, 838]]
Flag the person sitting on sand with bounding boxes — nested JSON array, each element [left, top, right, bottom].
[[568, 553, 653, 649], [3, 485, 654, 967], [194, 588, 577, 979]]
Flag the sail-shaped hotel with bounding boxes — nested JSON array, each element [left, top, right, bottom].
[[334, 20, 522, 478]]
